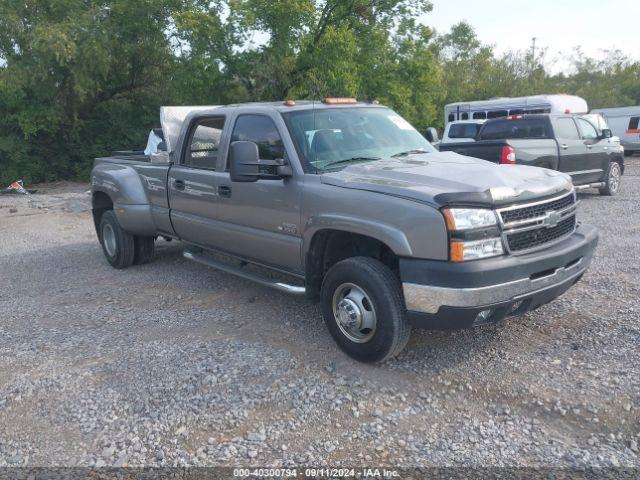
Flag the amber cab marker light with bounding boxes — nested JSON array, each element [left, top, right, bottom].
[[284, 99, 296, 106], [322, 97, 358, 104], [450, 241, 465, 262]]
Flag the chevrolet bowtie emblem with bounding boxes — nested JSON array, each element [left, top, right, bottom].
[[542, 210, 562, 228]]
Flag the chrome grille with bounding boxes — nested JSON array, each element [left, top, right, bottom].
[[500, 193, 574, 225], [497, 191, 577, 254], [507, 215, 576, 252]]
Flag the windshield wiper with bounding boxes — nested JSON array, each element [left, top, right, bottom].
[[391, 149, 429, 157], [321, 156, 381, 169]]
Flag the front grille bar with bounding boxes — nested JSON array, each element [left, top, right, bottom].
[[496, 190, 578, 255]]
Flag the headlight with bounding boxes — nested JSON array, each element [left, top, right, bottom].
[[442, 208, 503, 262], [442, 208, 497, 230]]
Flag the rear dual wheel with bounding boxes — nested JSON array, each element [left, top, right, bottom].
[[99, 210, 154, 268]]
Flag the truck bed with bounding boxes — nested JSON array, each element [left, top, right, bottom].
[[95, 153, 152, 165], [439, 138, 559, 166]]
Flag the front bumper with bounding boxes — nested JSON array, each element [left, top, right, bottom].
[[401, 223, 598, 329]]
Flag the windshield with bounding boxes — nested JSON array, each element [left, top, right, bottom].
[[282, 107, 435, 172]]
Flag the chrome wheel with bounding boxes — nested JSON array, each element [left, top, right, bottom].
[[102, 223, 117, 257], [609, 163, 621, 193], [332, 283, 377, 343]]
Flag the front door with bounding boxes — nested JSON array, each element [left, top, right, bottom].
[[576, 117, 608, 184], [168, 116, 226, 247], [210, 113, 304, 274]]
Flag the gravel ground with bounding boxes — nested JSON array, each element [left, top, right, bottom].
[[0, 163, 638, 471]]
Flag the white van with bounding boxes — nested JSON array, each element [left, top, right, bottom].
[[591, 106, 640, 156], [444, 95, 588, 126]]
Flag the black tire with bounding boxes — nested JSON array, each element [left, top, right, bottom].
[[134, 236, 155, 265], [624, 150, 633, 157], [98, 210, 135, 269], [599, 161, 622, 196], [320, 257, 410, 363]]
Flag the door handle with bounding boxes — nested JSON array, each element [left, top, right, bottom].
[[586, 144, 592, 149], [561, 144, 568, 150], [173, 179, 185, 190], [218, 185, 232, 198]]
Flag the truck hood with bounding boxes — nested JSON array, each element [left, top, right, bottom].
[[320, 151, 573, 207]]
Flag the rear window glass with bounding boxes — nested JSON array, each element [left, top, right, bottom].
[[479, 118, 548, 140], [448, 123, 481, 139], [629, 117, 640, 130]]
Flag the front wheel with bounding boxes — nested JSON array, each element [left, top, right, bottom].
[[320, 257, 410, 363], [599, 161, 622, 196]]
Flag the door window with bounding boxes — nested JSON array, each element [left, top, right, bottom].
[[554, 118, 580, 140], [186, 117, 225, 169], [629, 117, 640, 130], [230, 115, 285, 162], [472, 111, 486, 120], [576, 118, 598, 140]]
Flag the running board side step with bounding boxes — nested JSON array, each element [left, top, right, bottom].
[[574, 182, 605, 191], [183, 249, 306, 296]]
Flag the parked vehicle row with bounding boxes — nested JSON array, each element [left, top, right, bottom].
[[91, 99, 598, 362], [439, 114, 625, 196]]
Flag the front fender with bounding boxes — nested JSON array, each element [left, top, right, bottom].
[[91, 163, 156, 236], [303, 214, 414, 258]]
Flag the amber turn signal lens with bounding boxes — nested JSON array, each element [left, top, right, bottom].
[[442, 209, 457, 231], [450, 241, 464, 262]]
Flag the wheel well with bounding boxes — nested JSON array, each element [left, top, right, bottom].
[[613, 157, 625, 174], [305, 230, 399, 300], [92, 191, 113, 232]]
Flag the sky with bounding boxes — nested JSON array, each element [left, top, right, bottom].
[[422, 0, 639, 74]]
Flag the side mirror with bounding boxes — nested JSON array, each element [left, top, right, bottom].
[[230, 141, 260, 182], [601, 128, 612, 139], [229, 141, 292, 182], [424, 127, 439, 144]]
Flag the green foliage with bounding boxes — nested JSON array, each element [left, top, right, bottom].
[[0, 5, 638, 185]]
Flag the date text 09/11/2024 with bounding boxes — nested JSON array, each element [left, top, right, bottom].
[[232, 467, 401, 478]]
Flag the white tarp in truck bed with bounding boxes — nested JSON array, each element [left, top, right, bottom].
[[160, 106, 220, 156]]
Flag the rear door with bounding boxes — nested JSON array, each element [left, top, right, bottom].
[[167, 115, 226, 246], [552, 117, 589, 180], [575, 117, 608, 183]]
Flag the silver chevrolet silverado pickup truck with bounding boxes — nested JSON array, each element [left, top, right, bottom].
[[91, 99, 598, 362]]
